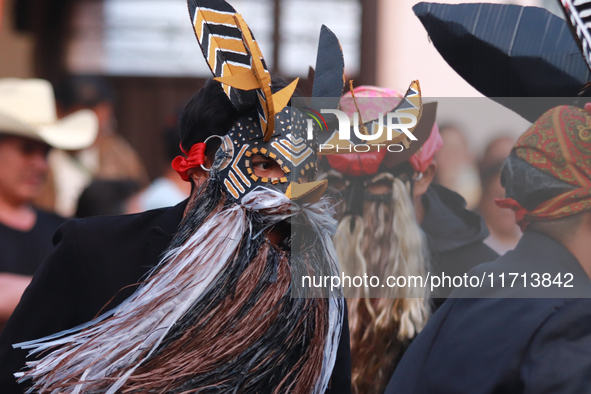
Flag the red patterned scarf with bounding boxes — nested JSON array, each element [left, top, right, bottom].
[[496, 105, 591, 230]]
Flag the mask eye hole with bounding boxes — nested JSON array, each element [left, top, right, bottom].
[[367, 179, 392, 195], [366, 173, 396, 196], [252, 154, 285, 178]]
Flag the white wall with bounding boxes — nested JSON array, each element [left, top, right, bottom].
[[375, 0, 542, 153]]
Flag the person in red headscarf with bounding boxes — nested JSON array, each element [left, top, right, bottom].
[[385, 105, 591, 394]]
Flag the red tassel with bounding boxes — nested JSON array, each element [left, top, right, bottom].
[[172, 143, 206, 182]]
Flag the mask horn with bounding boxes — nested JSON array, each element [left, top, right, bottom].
[[310, 25, 346, 115], [318, 80, 423, 155], [188, 0, 297, 141], [188, 0, 259, 108]]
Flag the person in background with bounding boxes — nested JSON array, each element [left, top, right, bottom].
[[35, 75, 149, 217], [386, 105, 591, 394], [322, 86, 498, 394], [75, 179, 140, 218], [0, 78, 97, 330], [478, 135, 521, 254], [137, 117, 190, 211], [434, 125, 482, 209]]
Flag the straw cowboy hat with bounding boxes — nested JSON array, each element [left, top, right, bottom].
[[0, 78, 98, 150]]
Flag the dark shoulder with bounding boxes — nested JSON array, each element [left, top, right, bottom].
[[71, 208, 169, 232], [433, 241, 499, 277], [535, 298, 591, 328], [444, 294, 567, 340], [49, 207, 181, 315], [525, 298, 591, 353], [48, 207, 174, 250], [520, 298, 591, 393]]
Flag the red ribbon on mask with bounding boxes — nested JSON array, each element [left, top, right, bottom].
[[171, 143, 206, 182]]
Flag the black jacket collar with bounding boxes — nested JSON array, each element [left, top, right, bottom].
[[421, 184, 489, 253]]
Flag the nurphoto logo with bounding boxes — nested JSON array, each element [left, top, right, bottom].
[[304, 109, 418, 153]]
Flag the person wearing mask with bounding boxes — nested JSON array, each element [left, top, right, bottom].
[[321, 86, 498, 394], [0, 2, 355, 391]]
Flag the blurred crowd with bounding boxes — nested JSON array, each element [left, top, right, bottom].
[[435, 126, 521, 255], [0, 76, 190, 330]]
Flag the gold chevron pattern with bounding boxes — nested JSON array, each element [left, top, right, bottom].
[[191, 8, 255, 99], [271, 138, 314, 166]]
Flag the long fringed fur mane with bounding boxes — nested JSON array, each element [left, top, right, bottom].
[[333, 174, 430, 394], [17, 176, 340, 394], [124, 179, 330, 393]]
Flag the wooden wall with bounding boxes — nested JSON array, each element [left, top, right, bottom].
[[108, 76, 206, 179]]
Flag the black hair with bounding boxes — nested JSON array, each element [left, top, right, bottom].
[[179, 79, 240, 154], [178, 76, 296, 155]]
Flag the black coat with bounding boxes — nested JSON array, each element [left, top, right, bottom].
[[421, 184, 499, 278], [421, 184, 499, 307], [0, 200, 351, 393], [385, 231, 591, 394]]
